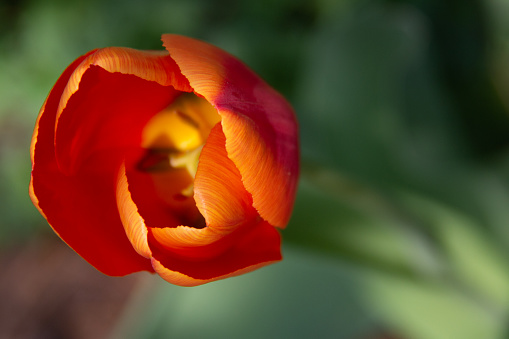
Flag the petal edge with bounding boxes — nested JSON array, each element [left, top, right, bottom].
[[162, 34, 299, 227]]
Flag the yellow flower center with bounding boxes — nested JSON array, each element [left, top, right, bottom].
[[138, 93, 220, 223]]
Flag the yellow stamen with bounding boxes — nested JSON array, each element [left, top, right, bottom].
[[139, 93, 220, 198], [169, 145, 203, 196], [169, 145, 203, 178]]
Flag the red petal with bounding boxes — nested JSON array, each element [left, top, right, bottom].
[[162, 34, 299, 228], [57, 48, 192, 125], [30, 51, 152, 276], [125, 159, 200, 229], [54, 47, 191, 175], [30, 52, 190, 275], [30, 50, 98, 215], [150, 220, 282, 286]]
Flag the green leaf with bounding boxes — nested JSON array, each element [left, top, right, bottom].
[[364, 272, 503, 339]]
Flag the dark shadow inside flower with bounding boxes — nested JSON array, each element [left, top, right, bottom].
[[137, 148, 176, 172]]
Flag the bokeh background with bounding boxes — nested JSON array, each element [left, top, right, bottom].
[[2, 0, 509, 338]]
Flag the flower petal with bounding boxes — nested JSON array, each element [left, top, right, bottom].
[[150, 220, 282, 286], [194, 123, 257, 232], [150, 226, 228, 260], [125, 161, 200, 229], [57, 48, 192, 122], [146, 123, 260, 261], [30, 52, 178, 275], [29, 49, 97, 215], [115, 162, 151, 258], [54, 48, 192, 175], [162, 34, 299, 228]]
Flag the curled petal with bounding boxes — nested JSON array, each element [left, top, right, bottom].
[[150, 220, 282, 286], [151, 226, 221, 250], [162, 34, 299, 228], [194, 123, 257, 232], [150, 226, 227, 260], [147, 123, 260, 261], [116, 162, 151, 258]]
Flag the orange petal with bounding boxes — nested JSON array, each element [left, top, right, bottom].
[[150, 226, 228, 260], [162, 34, 299, 228], [193, 123, 257, 232], [150, 220, 282, 286], [115, 162, 151, 258], [147, 123, 259, 261], [151, 226, 221, 250]]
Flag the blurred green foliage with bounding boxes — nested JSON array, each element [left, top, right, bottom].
[[3, 0, 509, 338]]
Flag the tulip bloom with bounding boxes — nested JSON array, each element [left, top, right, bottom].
[[29, 35, 299, 286]]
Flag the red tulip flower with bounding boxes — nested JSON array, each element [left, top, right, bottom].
[[29, 35, 299, 286]]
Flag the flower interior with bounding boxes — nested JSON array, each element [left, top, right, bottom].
[[136, 92, 220, 228]]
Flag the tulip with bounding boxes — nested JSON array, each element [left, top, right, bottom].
[[29, 34, 299, 286]]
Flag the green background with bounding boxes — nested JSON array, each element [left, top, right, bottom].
[[2, 0, 509, 338]]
